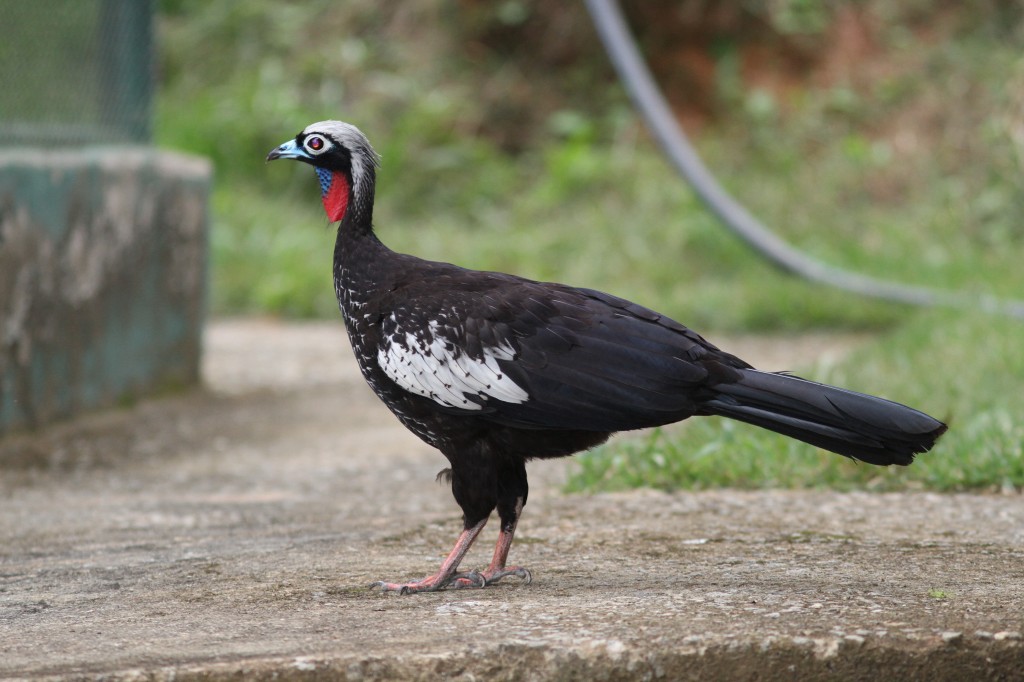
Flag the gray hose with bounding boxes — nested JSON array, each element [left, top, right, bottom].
[[584, 0, 1024, 319]]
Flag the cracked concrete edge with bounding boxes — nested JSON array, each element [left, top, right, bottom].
[[32, 635, 1024, 682]]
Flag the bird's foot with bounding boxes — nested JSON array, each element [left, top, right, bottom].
[[369, 566, 531, 594], [480, 565, 532, 586], [370, 570, 485, 595]]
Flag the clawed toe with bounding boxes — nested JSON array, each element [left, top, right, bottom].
[[369, 570, 486, 594], [370, 577, 445, 594], [482, 565, 532, 586], [369, 565, 532, 595], [450, 571, 486, 589], [508, 566, 533, 585]]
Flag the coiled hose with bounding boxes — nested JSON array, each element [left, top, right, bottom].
[[584, 0, 1024, 319]]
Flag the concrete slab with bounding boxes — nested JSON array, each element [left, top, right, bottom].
[[1, 320, 1021, 680]]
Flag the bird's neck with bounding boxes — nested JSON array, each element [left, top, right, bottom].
[[332, 204, 390, 321]]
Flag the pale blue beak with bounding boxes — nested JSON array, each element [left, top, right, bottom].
[[266, 138, 309, 162]]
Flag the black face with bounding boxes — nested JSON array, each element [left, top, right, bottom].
[[267, 131, 353, 174]]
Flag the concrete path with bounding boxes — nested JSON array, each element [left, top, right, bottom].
[[1, 320, 1021, 680]]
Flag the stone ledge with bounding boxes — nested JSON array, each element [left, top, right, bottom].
[[28, 636, 1024, 682]]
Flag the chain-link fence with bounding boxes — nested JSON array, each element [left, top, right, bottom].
[[0, 0, 153, 145]]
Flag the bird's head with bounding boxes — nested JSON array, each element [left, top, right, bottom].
[[267, 120, 381, 223]]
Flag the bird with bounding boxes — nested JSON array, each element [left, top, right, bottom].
[[266, 120, 947, 595]]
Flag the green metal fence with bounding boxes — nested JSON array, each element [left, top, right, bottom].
[[0, 0, 153, 145]]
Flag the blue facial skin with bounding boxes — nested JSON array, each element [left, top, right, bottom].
[[315, 167, 332, 198]]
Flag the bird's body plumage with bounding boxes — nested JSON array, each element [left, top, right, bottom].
[[268, 121, 947, 594]]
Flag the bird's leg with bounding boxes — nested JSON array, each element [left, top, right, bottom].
[[371, 517, 488, 594], [478, 496, 532, 586]]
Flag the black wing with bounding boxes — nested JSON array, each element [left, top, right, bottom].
[[376, 265, 751, 432]]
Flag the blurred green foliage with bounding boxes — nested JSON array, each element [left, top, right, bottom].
[[156, 1, 1024, 490], [156, 0, 1024, 327]]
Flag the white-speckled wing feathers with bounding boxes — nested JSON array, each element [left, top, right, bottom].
[[378, 314, 529, 411]]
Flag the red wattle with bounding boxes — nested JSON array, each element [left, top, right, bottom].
[[322, 171, 350, 222]]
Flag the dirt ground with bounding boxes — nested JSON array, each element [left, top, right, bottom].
[[1, 319, 1022, 681]]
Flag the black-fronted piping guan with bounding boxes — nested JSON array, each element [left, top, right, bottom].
[[266, 120, 947, 594]]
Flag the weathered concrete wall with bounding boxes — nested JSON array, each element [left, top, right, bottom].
[[0, 148, 209, 437]]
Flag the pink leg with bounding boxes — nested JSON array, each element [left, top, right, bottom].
[[371, 518, 488, 595], [478, 497, 532, 586]]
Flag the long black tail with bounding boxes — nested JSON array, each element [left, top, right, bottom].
[[700, 370, 947, 466]]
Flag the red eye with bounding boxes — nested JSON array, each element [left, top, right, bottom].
[[306, 135, 325, 152]]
